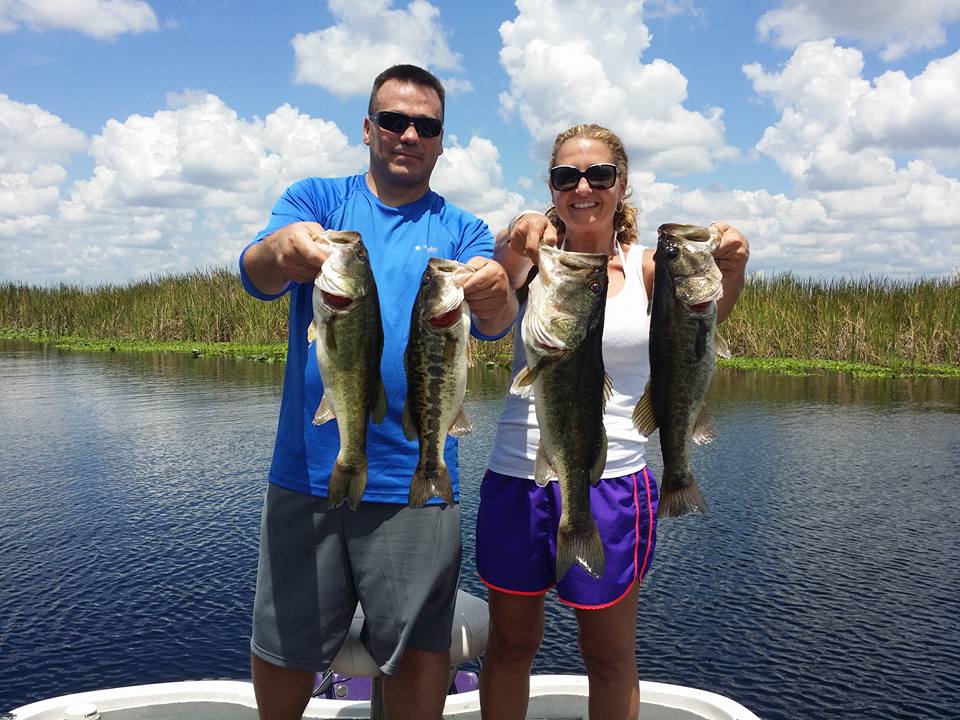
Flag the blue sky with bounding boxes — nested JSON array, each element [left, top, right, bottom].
[[2, 0, 959, 286]]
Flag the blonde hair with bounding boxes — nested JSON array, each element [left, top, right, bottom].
[[544, 124, 638, 247]]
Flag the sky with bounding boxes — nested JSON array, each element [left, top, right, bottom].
[[2, 0, 960, 287]]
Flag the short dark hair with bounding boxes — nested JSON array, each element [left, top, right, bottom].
[[368, 64, 445, 120]]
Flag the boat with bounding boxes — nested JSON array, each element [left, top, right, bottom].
[[8, 676, 761, 719], [7, 591, 762, 719]]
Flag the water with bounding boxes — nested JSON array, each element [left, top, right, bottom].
[[1, 340, 958, 719]]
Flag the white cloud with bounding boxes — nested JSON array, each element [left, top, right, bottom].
[[2, 94, 368, 286], [498, 0, 737, 177], [0, 94, 88, 173], [0, 0, 158, 39], [292, 0, 464, 97], [432, 135, 528, 233], [757, 0, 960, 61]]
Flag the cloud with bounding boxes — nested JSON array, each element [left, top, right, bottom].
[[2, 93, 368, 285], [497, 0, 737, 177], [0, 0, 159, 39], [757, 0, 960, 61], [292, 0, 464, 97], [732, 38, 960, 276], [0, 94, 88, 174], [432, 135, 528, 233]]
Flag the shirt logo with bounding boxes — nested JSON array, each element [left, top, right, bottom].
[[414, 244, 439, 253]]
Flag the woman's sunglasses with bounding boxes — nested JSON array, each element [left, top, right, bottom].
[[369, 111, 443, 138], [549, 163, 619, 192]]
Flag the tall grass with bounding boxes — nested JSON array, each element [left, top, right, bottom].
[[721, 274, 959, 367], [1, 269, 957, 367]]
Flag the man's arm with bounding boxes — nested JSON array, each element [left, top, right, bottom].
[[242, 221, 329, 296]]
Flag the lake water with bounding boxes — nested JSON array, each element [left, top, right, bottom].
[[1, 340, 958, 719]]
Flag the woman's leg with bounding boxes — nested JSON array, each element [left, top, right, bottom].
[[479, 588, 546, 720], [574, 583, 640, 720]]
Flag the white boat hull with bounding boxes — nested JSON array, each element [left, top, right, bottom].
[[10, 676, 761, 719]]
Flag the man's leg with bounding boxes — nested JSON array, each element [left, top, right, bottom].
[[251, 653, 315, 720], [382, 647, 451, 720]]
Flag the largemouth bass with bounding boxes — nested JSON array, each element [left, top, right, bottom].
[[512, 244, 610, 581], [633, 223, 722, 518], [402, 258, 476, 507], [311, 230, 387, 510]]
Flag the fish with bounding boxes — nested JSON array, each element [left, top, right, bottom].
[[511, 243, 611, 581], [401, 258, 477, 507], [310, 229, 387, 510], [632, 223, 723, 518]]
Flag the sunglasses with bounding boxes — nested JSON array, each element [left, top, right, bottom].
[[369, 111, 443, 138], [549, 163, 619, 191]]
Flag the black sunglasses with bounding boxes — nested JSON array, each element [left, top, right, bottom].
[[549, 163, 619, 191], [369, 111, 443, 138]]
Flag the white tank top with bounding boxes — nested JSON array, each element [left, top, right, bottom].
[[487, 242, 651, 479]]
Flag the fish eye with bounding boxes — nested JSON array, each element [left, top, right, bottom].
[[665, 245, 679, 259], [589, 280, 602, 294]]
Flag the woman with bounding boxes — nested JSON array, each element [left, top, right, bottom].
[[474, 123, 749, 720]]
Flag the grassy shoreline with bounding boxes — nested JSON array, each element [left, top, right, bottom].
[[3, 329, 958, 379], [2, 268, 958, 379]]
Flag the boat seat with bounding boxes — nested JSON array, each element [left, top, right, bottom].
[[330, 589, 489, 677]]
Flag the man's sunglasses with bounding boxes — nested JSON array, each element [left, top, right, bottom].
[[549, 163, 619, 191], [369, 111, 443, 138]]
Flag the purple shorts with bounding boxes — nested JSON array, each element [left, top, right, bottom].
[[475, 467, 658, 609]]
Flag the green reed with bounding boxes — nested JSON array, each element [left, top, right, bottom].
[[720, 274, 959, 368], [2, 269, 957, 368]]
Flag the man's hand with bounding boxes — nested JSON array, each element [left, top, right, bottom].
[[244, 221, 330, 295], [462, 256, 517, 337]]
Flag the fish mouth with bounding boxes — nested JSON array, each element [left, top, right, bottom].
[[428, 306, 463, 328], [683, 300, 716, 317], [322, 291, 354, 311]]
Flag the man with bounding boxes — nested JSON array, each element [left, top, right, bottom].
[[239, 64, 516, 720]]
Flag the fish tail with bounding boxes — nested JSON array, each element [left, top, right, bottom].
[[555, 516, 605, 581], [407, 464, 454, 508], [657, 471, 708, 518], [327, 458, 367, 510]]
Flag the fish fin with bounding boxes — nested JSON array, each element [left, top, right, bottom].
[[556, 516, 605, 581], [448, 406, 473, 436], [307, 320, 317, 344], [408, 464, 453, 508], [631, 385, 658, 436], [466, 336, 474, 369], [657, 471, 709, 518], [370, 382, 388, 425], [533, 446, 558, 487], [715, 330, 732, 359], [591, 429, 608, 485], [509, 366, 535, 397], [602, 372, 614, 409], [691, 405, 717, 445], [327, 458, 367, 511], [401, 400, 417, 441], [313, 394, 336, 425]]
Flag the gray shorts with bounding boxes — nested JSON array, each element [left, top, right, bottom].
[[250, 483, 462, 675]]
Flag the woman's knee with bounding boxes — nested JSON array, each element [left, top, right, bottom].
[[487, 596, 544, 662]]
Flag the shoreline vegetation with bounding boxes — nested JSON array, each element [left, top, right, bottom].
[[2, 268, 959, 379]]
